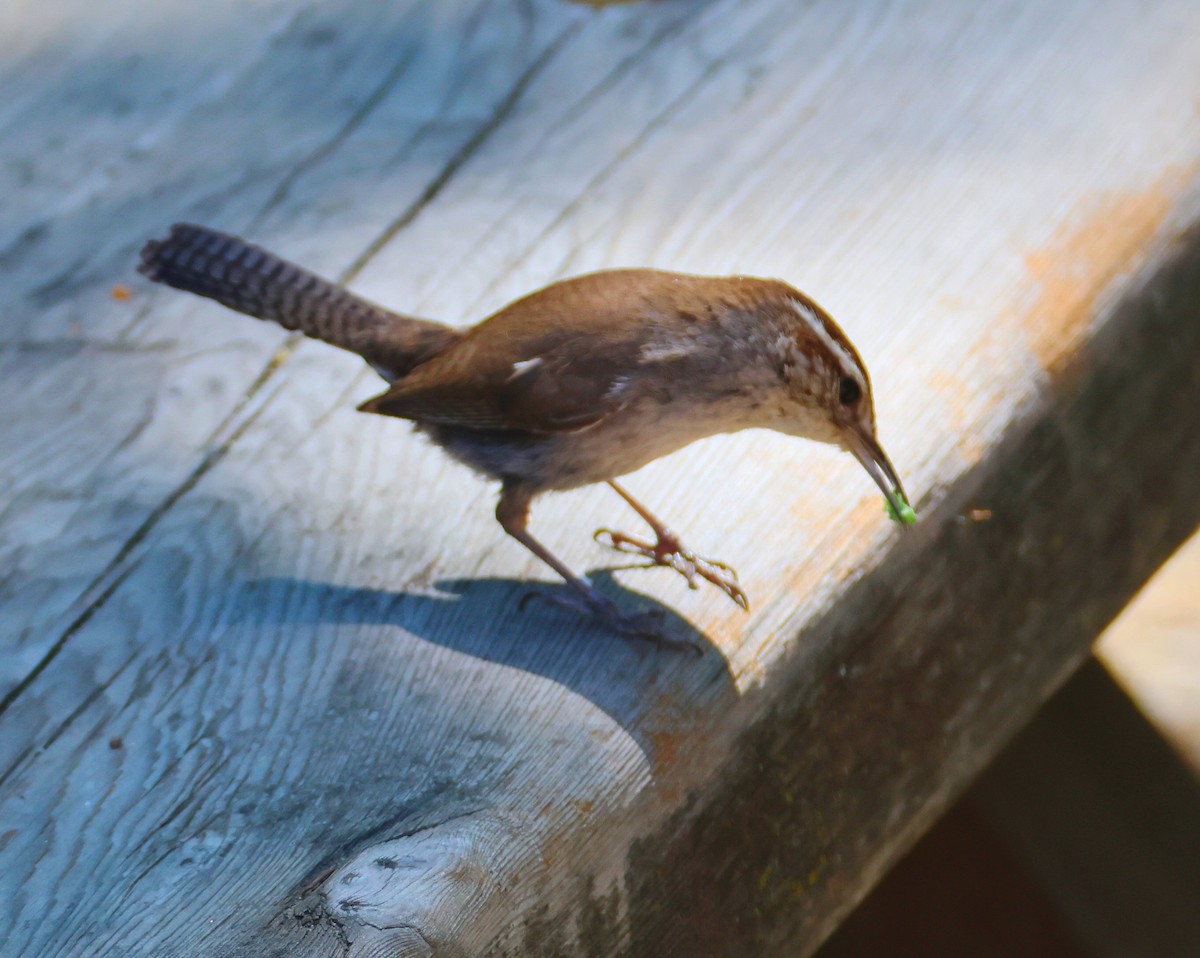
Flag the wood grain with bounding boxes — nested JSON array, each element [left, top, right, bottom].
[[1, 0, 1199, 955]]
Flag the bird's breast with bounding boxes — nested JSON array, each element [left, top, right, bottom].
[[421, 377, 782, 492], [534, 390, 775, 491]]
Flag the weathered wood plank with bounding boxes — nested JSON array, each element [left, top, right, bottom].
[[2, 0, 1199, 955]]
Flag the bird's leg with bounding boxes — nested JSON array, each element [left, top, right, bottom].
[[497, 485, 699, 654], [594, 480, 749, 611]]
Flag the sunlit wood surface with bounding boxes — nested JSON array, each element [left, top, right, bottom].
[[2, 1, 1199, 955], [1100, 532, 1200, 774]]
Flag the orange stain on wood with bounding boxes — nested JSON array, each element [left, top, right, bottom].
[[639, 689, 707, 802], [646, 729, 682, 771], [1021, 173, 1185, 376], [643, 691, 688, 772], [925, 370, 987, 464]]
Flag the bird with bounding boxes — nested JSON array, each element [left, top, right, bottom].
[[138, 224, 910, 651]]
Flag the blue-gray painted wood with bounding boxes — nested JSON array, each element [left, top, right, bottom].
[[2, 1, 1199, 955]]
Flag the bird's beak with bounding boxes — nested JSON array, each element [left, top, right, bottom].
[[842, 425, 912, 529]]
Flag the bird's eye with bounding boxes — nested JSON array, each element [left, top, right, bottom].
[[838, 376, 861, 405]]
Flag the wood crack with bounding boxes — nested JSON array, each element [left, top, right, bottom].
[[338, 19, 583, 286], [248, 44, 424, 234], [444, 4, 704, 295], [0, 396, 264, 722], [0, 553, 145, 725], [468, 51, 731, 311]]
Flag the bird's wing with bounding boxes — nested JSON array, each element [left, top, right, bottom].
[[357, 322, 649, 434], [358, 269, 727, 432]]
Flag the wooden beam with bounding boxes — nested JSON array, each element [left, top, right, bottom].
[[1, 1, 1199, 955]]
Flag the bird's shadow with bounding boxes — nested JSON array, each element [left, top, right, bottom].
[[234, 568, 738, 761]]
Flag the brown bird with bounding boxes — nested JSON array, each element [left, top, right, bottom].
[[139, 224, 909, 650]]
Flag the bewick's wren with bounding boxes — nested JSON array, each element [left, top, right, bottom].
[[139, 224, 909, 651]]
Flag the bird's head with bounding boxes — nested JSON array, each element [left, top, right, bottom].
[[764, 287, 912, 526]]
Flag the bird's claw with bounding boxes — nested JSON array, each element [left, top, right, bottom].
[[593, 528, 750, 611], [518, 588, 701, 656]]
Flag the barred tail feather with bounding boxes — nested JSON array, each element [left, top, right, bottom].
[[138, 224, 458, 379]]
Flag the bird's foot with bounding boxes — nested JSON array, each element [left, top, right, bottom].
[[519, 589, 701, 656], [593, 528, 750, 611]]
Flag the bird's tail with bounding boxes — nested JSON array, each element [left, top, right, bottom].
[[138, 224, 459, 380]]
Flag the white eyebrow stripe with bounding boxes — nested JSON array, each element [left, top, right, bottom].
[[789, 297, 857, 375]]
